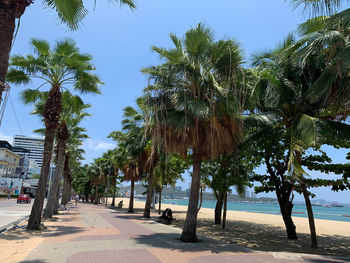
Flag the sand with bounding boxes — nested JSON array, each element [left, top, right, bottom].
[[112, 197, 350, 257], [0, 222, 52, 263]]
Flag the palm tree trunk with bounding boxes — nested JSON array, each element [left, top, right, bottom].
[[0, 1, 16, 100], [214, 192, 223, 224], [27, 85, 61, 230], [67, 177, 72, 203], [301, 181, 317, 248], [143, 171, 153, 218], [43, 140, 65, 218], [27, 126, 55, 230], [0, 1, 30, 100], [94, 184, 99, 204], [180, 155, 201, 242], [151, 185, 156, 209], [61, 152, 70, 205], [105, 169, 110, 206], [222, 191, 228, 229], [197, 183, 203, 212], [111, 171, 117, 207], [128, 178, 134, 212], [158, 187, 162, 215], [53, 184, 60, 213]]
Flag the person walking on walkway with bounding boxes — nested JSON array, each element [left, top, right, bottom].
[[74, 195, 79, 206]]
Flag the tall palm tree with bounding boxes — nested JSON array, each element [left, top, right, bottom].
[[121, 99, 160, 218], [282, 16, 350, 118], [7, 38, 101, 230], [109, 145, 127, 207], [143, 24, 245, 242], [0, 0, 135, 101], [109, 130, 144, 213], [89, 162, 104, 205], [45, 101, 90, 217], [29, 91, 89, 218], [61, 132, 87, 205]]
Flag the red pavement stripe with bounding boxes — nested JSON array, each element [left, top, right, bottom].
[[66, 249, 162, 263]]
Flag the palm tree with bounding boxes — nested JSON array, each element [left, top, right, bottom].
[[0, 0, 135, 102], [290, 0, 346, 15], [122, 156, 141, 212], [109, 130, 144, 213], [143, 24, 245, 242], [28, 91, 89, 217], [61, 140, 86, 205], [251, 34, 350, 247], [89, 162, 103, 205], [109, 145, 127, 207], [120, 99, 158, 217], [7, 39, 101, 230], [99, 150, 117, 206], [281, 16, 350, 119], [45, 101, 90, 217], [60, 115, 89, 206]]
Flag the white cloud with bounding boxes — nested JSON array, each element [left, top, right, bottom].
[[85, 139, 116, 151], [0, 132, 14, 144]]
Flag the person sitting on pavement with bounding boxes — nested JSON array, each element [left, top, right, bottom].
[[159, 208, 173, 224]]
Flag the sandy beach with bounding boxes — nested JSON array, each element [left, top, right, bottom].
[[113, 198, 350, 257]]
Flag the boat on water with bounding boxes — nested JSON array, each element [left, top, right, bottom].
[[331, 203, 344, 208]]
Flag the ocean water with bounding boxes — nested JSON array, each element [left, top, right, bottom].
[[158, 199, 350, 222]]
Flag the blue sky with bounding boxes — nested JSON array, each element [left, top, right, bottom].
[[1, 0, 349, 202]]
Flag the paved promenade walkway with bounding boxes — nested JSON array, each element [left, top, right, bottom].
[[13, 203, 350, 263]]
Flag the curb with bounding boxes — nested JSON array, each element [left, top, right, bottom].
[[0, 216, 29, 234]]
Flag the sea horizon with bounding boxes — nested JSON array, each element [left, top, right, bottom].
[[136, 198, 350, 222]]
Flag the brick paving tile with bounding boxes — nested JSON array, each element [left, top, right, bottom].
[[66, 249, 162, 263]]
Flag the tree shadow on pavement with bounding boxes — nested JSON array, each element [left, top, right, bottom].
[[171, 218, 350, 258], [1, 225, 85, 241], [133, 232, 251, 254]]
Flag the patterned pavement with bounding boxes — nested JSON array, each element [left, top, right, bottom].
[[20, 203, 350, 263]]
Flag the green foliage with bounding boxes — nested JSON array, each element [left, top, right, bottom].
[[201, 151, 253, 198], [143, 24, 246, 160], [41, 0, 136, 30], [8, 38, 102, 99]]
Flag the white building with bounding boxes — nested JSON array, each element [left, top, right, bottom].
[[13, 135, 44, 168]]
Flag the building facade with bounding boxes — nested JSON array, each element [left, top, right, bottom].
[[0, 141, 22, 177], [13, 135, 44, 168]]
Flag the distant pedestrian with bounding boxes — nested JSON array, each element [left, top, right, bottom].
[[75, 195, 79, 205]]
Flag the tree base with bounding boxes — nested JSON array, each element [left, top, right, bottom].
[[180, 233, 198, 243], [287, 233, 298, 240]]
